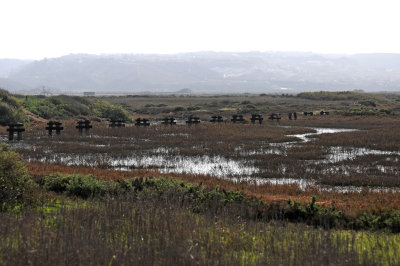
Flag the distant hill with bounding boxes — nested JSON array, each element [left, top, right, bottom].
[[1, 52, 400, 94]]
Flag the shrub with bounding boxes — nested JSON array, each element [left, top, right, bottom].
[[0, 89, 28, 126], [0, 143, 32, 210], [92, 99, 132, 121], [43, 173, 107, 198], [358, 100, 376, 107], [23, 95, 92, 119]]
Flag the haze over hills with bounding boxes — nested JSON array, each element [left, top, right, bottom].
[[0, 59, 33, 78], [1, 52, 400, 94]]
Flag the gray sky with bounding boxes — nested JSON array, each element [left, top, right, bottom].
[[1, 0, 399, 59]]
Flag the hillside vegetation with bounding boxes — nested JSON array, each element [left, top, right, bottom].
[[0, 89, 28, 126], [21, 94, 132, 121]]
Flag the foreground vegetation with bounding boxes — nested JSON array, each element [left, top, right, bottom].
[[2, 188, 400, 265]]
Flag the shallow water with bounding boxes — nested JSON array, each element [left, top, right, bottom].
[[10, 126, 400, 193], [286, 127, 357, 143], [112, 155, 259, 177], [324, 146, 400, 163]]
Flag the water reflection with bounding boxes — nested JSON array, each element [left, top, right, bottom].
[[15, 127, 400, 193]]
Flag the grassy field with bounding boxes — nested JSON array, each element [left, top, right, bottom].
[[1, 91, 400, 265]]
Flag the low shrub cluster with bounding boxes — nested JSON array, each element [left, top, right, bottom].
[[41, 173, 244, 203], [23, 95, 91, 119], [0, 89, 28, 125], [92, 99, 132, 121], [43, 173, 107, 198], [336, 107, 396, 116], [0, 143, 32, 211], [296, 91, 376, 101], [21, 94, 133, 120]]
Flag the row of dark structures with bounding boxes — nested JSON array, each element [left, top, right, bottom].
[[6, 111, 329, 141]]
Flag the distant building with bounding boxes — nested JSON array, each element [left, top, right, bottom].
[[83, 92, 95, 96]]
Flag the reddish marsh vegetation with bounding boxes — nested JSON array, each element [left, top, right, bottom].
[[11, 114, 399, 217], [12, 116, 400, 189]]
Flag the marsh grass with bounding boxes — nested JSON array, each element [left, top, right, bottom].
[[7, 117, 400, 190], [25, 162, 400, 217], [2, 178, 400, 265]]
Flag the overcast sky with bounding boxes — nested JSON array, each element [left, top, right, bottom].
[[1, 0, 399, 59]]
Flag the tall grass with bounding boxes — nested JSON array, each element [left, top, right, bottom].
[[1, 184, 400, 265]]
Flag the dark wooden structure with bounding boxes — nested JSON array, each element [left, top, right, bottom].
[[76, 120, 92, 135], [231, 114, 245, 123], [250, 114, 263, 124], [210, 115, 223, 123], [303, 112, 314, 116], [7, 123, 25, 141], [109, 119, 126, 127], [46, 121, 64, 135], [288, 112, 298, 120], [268, 113, 281, 121], [135, 118, 150, 126], [320, 111, 330, 115], [186, 116, 200, 125], [161, 117, 177, 125]]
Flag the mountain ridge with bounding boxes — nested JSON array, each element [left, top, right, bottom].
[[1, 52, 400, 94]]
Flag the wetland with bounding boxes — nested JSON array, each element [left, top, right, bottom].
[[2, 91, 400, 265]]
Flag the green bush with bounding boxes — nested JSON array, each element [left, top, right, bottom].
[[0, 143, 32, 210], [0, 89, 28, 126], [23, 95, 92, 119], [23, 96, 132, 120], [336, 107, 397, 116], [92, 99, 132, 121], [43, 173, 107, 198], [358, 100, 376, 107]]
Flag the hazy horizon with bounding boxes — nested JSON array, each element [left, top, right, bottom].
[[1, 0, 400, 60], [3, 50, 400, 61]]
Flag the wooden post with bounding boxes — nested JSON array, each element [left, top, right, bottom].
[[251, 114, 263, 124], [55, 122, 63, 135], [7, 124, 15, 140], [7, 123, 25, 141]]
